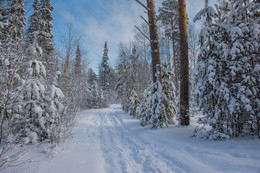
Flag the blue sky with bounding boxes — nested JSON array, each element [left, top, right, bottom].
[[51, 0, 216, 72]]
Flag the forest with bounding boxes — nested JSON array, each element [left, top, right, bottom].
[[0, 0, 259, 171]]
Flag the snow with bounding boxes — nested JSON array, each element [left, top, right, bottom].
[[26, 130, 38, 144], [3, 58, 9, 66], [4, 105, 260, 173]]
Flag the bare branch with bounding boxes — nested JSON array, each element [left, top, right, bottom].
[[134, 26, 151, 42], [140, 16, 149, 26], [135, 0, 150, 11]]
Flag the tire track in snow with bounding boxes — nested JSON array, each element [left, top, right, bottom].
[[94, 105, 184, 173]]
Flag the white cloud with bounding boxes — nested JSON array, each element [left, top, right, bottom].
[[76, 0, 144, 71], [53, 0, 218, 72]]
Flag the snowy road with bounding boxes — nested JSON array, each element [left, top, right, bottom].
[[35, 105, 260, 173]]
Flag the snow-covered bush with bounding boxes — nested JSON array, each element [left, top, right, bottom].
[[128, 89, 140, 118]]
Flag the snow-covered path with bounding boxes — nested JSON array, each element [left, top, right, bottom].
[[35, 105, 260, 173]]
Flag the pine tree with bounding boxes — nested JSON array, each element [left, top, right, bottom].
[[161, 61, 177, 124], [23, 0, 42, 65], [158, 0, 179, 84], [38, 0, 54, 82], [87, 68, 98, 86], [116, 48, 131, 112], [70, 43, 88, 111], [74, 43, 82, 76], [0, 0, 27, 143], [146, 0, 162, 83], [225, 0, 260, 138], [140, 65, 176, 128], [129, 89, 140, 118], [46, 71, 65, 143], [25, 0, 40, 53], [193, 0, 260, 139], [193, 0, 227, 140], [89, 81, 104, 109], [108, 67, 118, 104], [13, 60, 47, 143], [99, 41, 110, 106], [178, 0, 190, 126]]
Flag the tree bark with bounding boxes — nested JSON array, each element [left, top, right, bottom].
[[178, 0, 189, 126], [146, 0, 162, 83]]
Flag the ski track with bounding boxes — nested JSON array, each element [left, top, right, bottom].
[[33, 104, 260, 173], [96, 107, 182, 173]]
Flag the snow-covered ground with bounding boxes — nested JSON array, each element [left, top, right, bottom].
[[4, 104, 260, 173]]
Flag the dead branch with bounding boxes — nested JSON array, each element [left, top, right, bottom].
[[140, 16, 149, 26], [135, 0, 150, 11], [134, 26, 151, 42]]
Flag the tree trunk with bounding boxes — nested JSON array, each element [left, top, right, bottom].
[[170, 18, 177, 79], [146, 0, 162, 83], [178, 0, 189, 126]]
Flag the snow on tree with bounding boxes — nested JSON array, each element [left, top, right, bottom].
[[161, 61, 177, 124], [88, 81, 105, 109], [70, 43, 89, 111], [46, 71, 65, 143], [38, 0, 55, 82], [140, 65, 176, 128], [13, 60, 47, 143], [115, 46, 132, 112], [99, 41, 110, 107], [87, 68, 98, 87], [108, 67, 118, 104], [193, 0, 260, 139], [129, 46, 139, 86], [24, 0, 41, 57], [192, 0, 230, 140], [0, 0, 27, 143], [158, 0, 179, 84], [129, 89, 140, 118], [74, 43, 82, 76]]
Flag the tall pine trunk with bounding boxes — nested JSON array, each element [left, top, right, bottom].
[[146, 0, 162, 83], [178, 0, 189, 126]]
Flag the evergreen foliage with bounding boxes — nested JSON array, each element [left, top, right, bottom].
[[140, 65, 177, 128], [38, 0, 55, 81], [74, 43, 82, 76], [193, 0, 260, 139], [99, 41, 110, 107], [129, 89, 140, 118]]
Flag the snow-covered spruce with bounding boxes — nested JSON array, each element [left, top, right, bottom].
[[140, 65, 177, 128], [193, 0, 260, 140], [116, 48, 131, 112], [128, 89, 140, 118], [13, 60, 47, 143], [98, 41, 110, 107], [46, 71, 65, 143], [88, 81, 105, 109]]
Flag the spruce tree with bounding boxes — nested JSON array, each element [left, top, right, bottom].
[[140, 64, 177, 128], [46, 71, 65, 143], [38, 0, 55, 82], [13, 60, 47, 143], [193, 0, 260, 139], [129, 89, 140, 118], [99, 41, 110, 106], [87, 68, 98, 86], [74, 43, 82, 76], [89, 81, 105, 109], [158, 0, 179, 84], [116, 48, 131, 112], [25, 0, 40, 51], [0, 0, 27, 143]]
